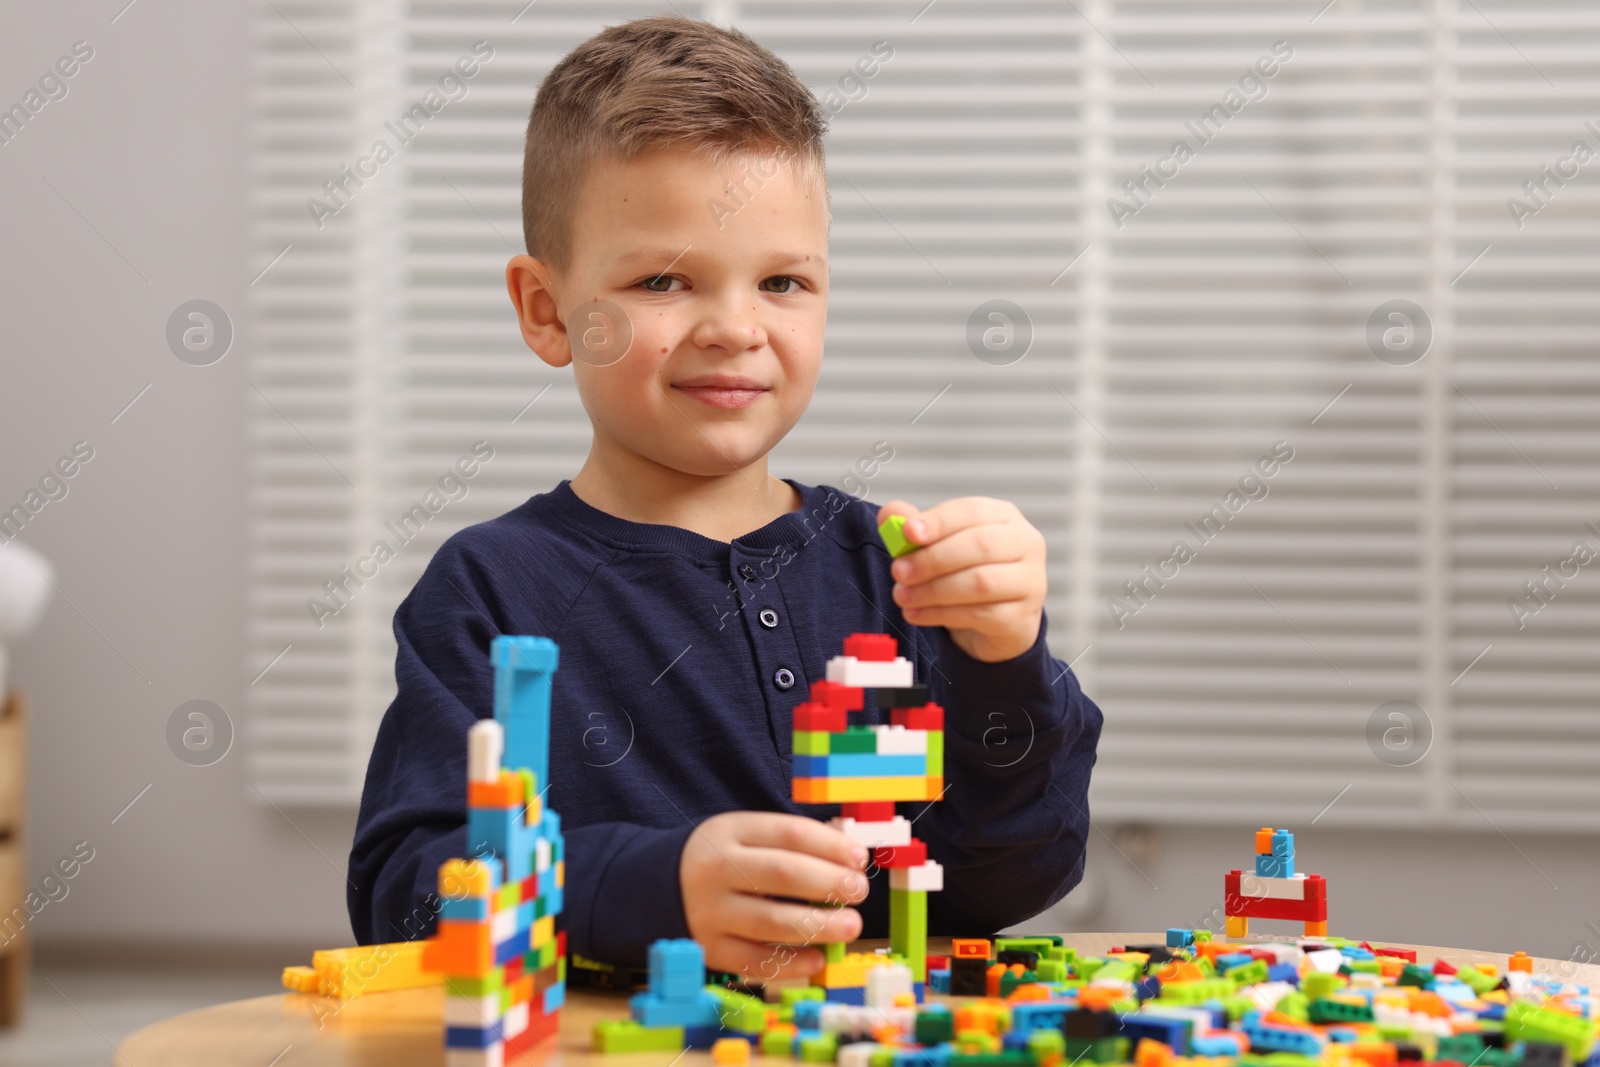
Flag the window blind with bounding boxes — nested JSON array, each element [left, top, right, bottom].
[[247, 0, 1600, 828]]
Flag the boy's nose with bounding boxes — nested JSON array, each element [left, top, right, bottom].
[[691, 297, 769, 353]]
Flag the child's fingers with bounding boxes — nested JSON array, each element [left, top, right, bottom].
[[731, 812, 868, 873], [874, 499, 921, 530], [703, 934, 825, 984], [723, 892, 864, 947], [890, 522, 1027, 587], [909, 496, 1016, 547], [737, 846, 870, 906], [895, 561, 1032, 611]]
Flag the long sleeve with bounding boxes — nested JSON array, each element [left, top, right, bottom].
[[347, 540, 698, 966], [909, 610, 1103, 934]]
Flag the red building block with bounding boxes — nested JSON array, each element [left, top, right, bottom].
[[892, 704, 944, 730], [873, 839, 928, 869], [844, 633, 898, 662], [794, 702, 848, 732], [809, 680, 864, 712], [841, 801, 896, 821]]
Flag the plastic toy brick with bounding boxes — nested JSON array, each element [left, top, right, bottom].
[[826, 655, 915, 689], [468, 770, 524, 809], [878, 514, 916, 558], [794, 730, 829, 756], [794, 702, 848, 733], [793, 776, 942, 803], [796, 753, 927, 779], [440, 858, 498, 899], [1505, 1000, 1596, 1061], [872, 838, 928, 869], [844, 633, 899, 662], [951, 939, 991, 959], [829, 728, 880, 755], [594, 1019, 686, 1053], [713, 1037, 753, 1065], [809, 680, 865, 711], [888, 861, 944, 893], [892, 704, 945, 731]]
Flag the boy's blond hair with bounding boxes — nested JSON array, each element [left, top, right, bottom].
[[521, 14, 830, 273]]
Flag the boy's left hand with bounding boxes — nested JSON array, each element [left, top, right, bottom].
[[876, 497, 1046, 663]]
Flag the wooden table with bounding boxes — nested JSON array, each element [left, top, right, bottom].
[[114, 934, 1600, 1066]]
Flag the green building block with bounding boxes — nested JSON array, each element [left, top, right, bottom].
[[1437, 1034, 1486, 1063], [793, 730, 829, 755], [1036, 958, 1068, 982], [781, 986, 825, 1006], [1074, 956, 1106, 981], [799, 1032, 839, 1063], [1308, 998, 1373, 1024], [998, 969, 1038, 996], [1158, 977, 1237, 1005], [1507, 1000, 1597, 1062], [710, 986, 767, 1034], [1196, 956, 1217, 978], [889, 887, 928, 982], [879, 514, 917, 558], [824, 941, 846, 964], [594, 1020, 686, 1054], [761, 1029, 796, 1057], [1376, 1022, 1414, 1042], [1456, 964, 1500, 994], [1027, 1030, 1067, 1062], [1274, 991, 1310, 1023], [926, 728, 944, 778], [1096, 960, 1139, 984], [1301, 972, 1345, 1000], [915, 1007, 955, 1045], [1193, 930, 1213, 944], [1397, 964, 1434, 988], [1224, 959, 1268, 986], [947, 1054, 1034, 1067], [830, 727, 878, 754], [1221, 995, 1257, 1022], [869, 1050, 897, 1067], [447, 970, 505, 998]]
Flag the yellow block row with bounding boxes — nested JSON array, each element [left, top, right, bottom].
[[793, 775, 943, 804]]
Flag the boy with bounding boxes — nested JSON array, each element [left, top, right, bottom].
[[348, 14, 1102, 981]]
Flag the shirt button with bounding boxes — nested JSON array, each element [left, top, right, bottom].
[[759, 608, 779, 629], [738, 563, 757, 580], [773, 667, 796, 690]]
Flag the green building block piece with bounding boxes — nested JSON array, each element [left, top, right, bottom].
[[1027, 1030, 1067, 1062], [446, 970, 505, 998], [781, 986, 825, 1006], [1096, 960, 1139, 984], [1074, 956, 1106, 981], [830, 727, 878, 754], [710, 986, 767, 1034], [1158, 977, 1236, 1005], [915, 1007, 955, 1045], [1397, 963, 1434, 988], [995, 937, 1058, 957], [1437, 1034, 1487, 1063], [1196, 956, 1217, 978], [1221, 994, 1257, 1022], [926, 729, 944, 778], [1301, 972, 1345, 1000], [1456, 963, 1500, 994], [1225, 959, 1269, 986], [1193, 929, 1213, 943], [889, 887, 928, 982], [1375, 1022, 1414, 1042], [1238, 1055, 1324, 1067], [798, 1031, 839, 1063], [1346, 958, 1382, 975], [869, 1050, 897, 1067], [824, 941, 846, 964], [1308, 997, 1373, 1024], [947, 1054, 1034, 1067], [998, 969, 1038, 996], [761, 1029, 796, 1057], [1274, 991, 1310, 1023], [594, 1020, 686, 1054], [793, 730, 829, 755], [879, 514, 917, 558], [1507, 1000, 1597, 1062], [1036, 958, 1068, 982]]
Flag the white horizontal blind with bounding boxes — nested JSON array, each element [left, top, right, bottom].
[[248, 0, 1600, 823]]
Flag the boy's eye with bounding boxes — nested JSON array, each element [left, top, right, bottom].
[[760, 275, 802, 294], [638, 274, 682, 293]]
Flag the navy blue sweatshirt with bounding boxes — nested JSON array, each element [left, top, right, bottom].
[[348, 477, 1103, 967]]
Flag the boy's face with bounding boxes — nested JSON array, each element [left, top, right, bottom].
[[519, 145, 830, 481]]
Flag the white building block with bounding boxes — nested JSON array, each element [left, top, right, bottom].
[[827, 656, 914, 688], [1305, 948, 1344, 974], [1244, 981, 1295, 1012], [536, 836, 552, 873], [1238, 872, 1308, 901], [830, 815, 912, 848], [865, 961, 915, 1009], [888, 860, 943, 892], [501, 999, 530, 1040], [444, 992, 502, 1027], [839, 1043, 890, 1067], [871, 725, 928, 755], [447, 1047, 504, 1067]]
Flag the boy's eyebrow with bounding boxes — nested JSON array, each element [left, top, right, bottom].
[[616, 248, 826, 271]]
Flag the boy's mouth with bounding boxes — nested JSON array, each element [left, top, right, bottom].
[[671, 374, 769, 410]]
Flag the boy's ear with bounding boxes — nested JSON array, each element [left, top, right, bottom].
[[505, 255, 571, 368]]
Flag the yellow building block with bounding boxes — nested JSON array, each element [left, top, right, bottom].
[[282, 940, 444, 999], [440, 857, 496, 898], [1225, 916, 1249, 938], [798, 776, 941, 803], [557, 860, 565, 888], [532, 913, 555, 949]]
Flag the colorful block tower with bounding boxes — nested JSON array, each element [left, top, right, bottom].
[[1224, 827, 1328, 938], [790, 515, 946, 1003], [423, 636, 567, 1067]]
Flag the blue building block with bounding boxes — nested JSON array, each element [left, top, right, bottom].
[[683, 1025, 725, 1049], [1241, 1012, 1323, 1056], [792, 1000, 823, 1030], [891, 1048, 945, 1067], [648, 939, 707, 1002], [441, 896, 490, 921], [1216, 953, 1252, 971], [544, 982, 565, 1013], [929, 968, 951, 994], [1255, 853, 1292, 878], [1268, 963, 1300, 984], [823, 985, 867, 1005], [792, 754, 928, 778], [492, 635, 558, 792], [632, 990, 723, 1029], [446, 1020, 506, 1048], [1136, 976, 1163, 1001], [1193, 1035, 1245, 1056], [1012, 1003, 1074, 1033], [1121, 1015, 1192, 1053], [1167, 928, 1195, 948], [495, 927, 530, 966], [1271, 830, 1294, 860]]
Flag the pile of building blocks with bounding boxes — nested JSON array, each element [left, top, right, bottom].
[[793, 627, 946, 1001], [593, 937, 774, 1054], [583, 827, 1598, 1067], [420, 635, 567, 1067], [1225, 828, 1327, 939]]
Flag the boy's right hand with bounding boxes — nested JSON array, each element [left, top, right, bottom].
[[680, 811, 871, 983]]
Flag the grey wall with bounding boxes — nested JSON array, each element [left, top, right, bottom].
[[1, 1, 1595, 965]]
